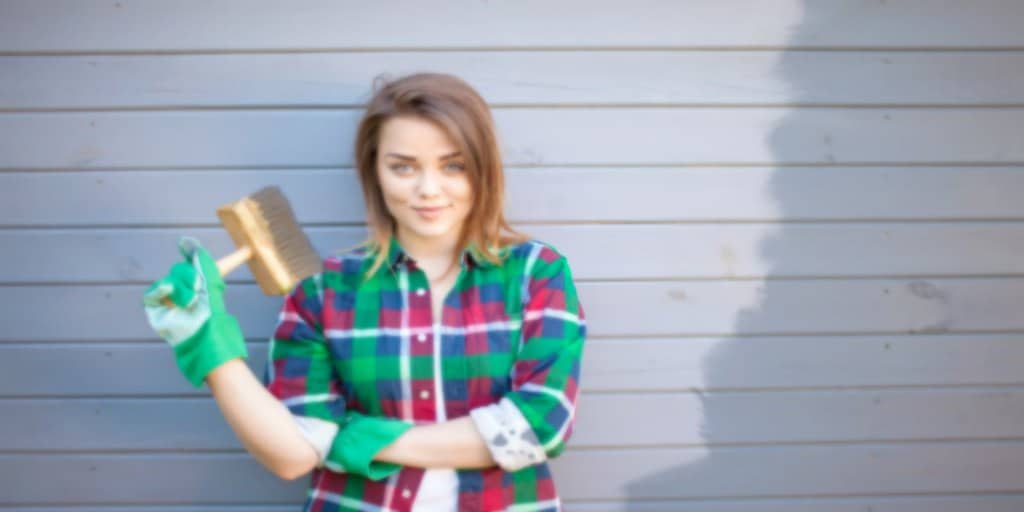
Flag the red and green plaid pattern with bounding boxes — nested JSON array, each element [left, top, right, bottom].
[[263, 236, 586, 512]]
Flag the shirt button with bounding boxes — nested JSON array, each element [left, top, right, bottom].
[[417, 333, 427, 342], [415, 288, 426, 297], [419, 390, 430, 399], [401, 488, 412, 499]]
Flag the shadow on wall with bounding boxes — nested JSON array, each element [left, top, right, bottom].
[[619, 3, 958, 510]]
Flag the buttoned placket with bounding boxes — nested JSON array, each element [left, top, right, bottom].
[[405, 263, 439, 415], [399, 256, 466, 510], [404, 259, 460, 421]]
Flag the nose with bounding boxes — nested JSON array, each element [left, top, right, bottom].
[[416, 167, 443, 197]]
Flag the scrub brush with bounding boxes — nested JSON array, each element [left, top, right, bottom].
[[162, 185, 322, 306]]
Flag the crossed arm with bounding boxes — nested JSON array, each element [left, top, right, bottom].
[[205, 359, 494, 480], [230, 248, 584, 480]]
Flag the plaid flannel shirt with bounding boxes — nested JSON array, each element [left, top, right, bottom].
[[262, 235, 586, 512]]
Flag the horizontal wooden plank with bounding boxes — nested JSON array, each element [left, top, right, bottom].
[[564, 496, 1024, 512], [7, 442, 1024, 503], [4, 108, 1024, 169], [6, 222, 1024, 283], [6, 388, 1024, 451], [0, 509, 293, 512], [578, 388, 1024, 446], [7, 495, 1024, 512], [2, 0, 1022, 52], [2, 278, 1021, 341], [0, 509, 306, 512], [4, 167, 1023, 225], [4, 333, 1023, 396], [5, 51, 1023, 108], [561, 443, 1024, 500], [2, 453, 303, 504], [581, 334, 1024, 392]]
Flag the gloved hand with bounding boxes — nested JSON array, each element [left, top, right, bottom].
[[142, 236, 248, 388], [323, 411, 414, 480]]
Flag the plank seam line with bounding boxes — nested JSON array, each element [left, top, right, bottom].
[[6, 103, 1024, 113], [5, 45, 1024, 56], [8, 491, 1024, 508], [8, 273, 1024, 287], [6, 383, 1024, 399], [14, 218, 1024, 229], [8, 438, 1024, 456], [3, 161, 1023, 172]]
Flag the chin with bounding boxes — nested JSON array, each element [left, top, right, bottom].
[[404, 220, 458, 239]]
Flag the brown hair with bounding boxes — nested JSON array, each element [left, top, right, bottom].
[[344, 72, 528, 277]]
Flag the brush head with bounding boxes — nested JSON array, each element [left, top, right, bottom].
[[216, 186, 322, 295]]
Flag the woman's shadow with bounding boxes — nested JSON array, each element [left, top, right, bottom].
[[619, 3, 955, 508]]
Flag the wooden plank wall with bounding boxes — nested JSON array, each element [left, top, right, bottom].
[[2, 1, 1024, 510]]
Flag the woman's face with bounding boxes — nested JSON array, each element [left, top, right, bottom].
[[376, 115, 474, 246]]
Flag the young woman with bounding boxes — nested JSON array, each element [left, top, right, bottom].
[[142, 73, 586, 511]]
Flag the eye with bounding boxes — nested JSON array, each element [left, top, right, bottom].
[[388, 163, 413, 174], [445, 162, 466, 172]]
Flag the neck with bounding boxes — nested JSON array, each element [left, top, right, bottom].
[[395, 226, 461, 266]]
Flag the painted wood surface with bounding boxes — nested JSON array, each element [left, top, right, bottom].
[[3, 1, 1023, 509]]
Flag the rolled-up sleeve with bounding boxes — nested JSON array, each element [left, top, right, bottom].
[[470, 246, 586, 471], [263, 271, 344, 469]]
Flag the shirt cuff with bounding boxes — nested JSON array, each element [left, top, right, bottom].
[[469, 397, 546, 471], [290, 415, 340, 469]]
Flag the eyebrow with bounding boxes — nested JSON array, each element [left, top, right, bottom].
[[384, 151, 462, 161]]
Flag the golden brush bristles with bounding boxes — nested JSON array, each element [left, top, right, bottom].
[[216, 186, 322, 295]]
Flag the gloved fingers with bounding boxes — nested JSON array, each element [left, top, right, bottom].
[[142, 261, 197, 309], [140, 236, 218, 349], [142, 293, 212, 348], [142, 280, 174, 307], [178, 235, 224, 292], [177, 235, 203, 260]]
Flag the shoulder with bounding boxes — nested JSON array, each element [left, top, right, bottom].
[[323, 244, 374, 278], [506, 240, 581, 309], [504, 238, 564, 261], [501, 239, 572, 278], [286, 244, 373, 299]]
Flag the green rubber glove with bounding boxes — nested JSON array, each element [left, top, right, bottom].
[[142, 236, 248, 389], [324, 411, 414, 480]]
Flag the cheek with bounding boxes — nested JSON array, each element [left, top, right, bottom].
[[450, 177, 473, 205], [378, 171, 410, 205]]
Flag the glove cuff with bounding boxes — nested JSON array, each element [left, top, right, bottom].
[[173, 313, 248, 389], [325, 412, 413, 480]]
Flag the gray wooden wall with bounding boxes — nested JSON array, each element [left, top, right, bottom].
[[3, 1, 1024, 510]]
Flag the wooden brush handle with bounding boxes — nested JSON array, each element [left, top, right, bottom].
[[160, 245, 254, 308], [216, 245, 254, 277]]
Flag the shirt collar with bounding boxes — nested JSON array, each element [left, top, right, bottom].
[[385, 234, 498, 270]]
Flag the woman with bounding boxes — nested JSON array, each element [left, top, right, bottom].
[[142, 73, 586, 511]]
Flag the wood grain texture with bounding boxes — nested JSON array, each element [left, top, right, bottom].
[[7, 496, 1024, 512], [5, 1, 1024, 509], [4, 51, 1023, 109], [4, 109, 1024, 169], [6, 442, 1024, 502], [4, 333, 1023, 396], [6, 388, 1024, 451], [3, 277, 1020, 341], [5, 167, 1024, 225], [3, 222, 1024, 283], [3, 0, 1022, 52], [8, 333, 1024, 397]]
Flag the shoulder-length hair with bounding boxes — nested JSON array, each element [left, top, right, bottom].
[[345, 72, 529, 277]]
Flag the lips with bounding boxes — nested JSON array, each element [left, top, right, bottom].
[[414, 205, 449, 220]]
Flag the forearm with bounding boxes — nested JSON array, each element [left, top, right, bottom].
[[374, 416, 496, 469], [206, 358, 319, 480]]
